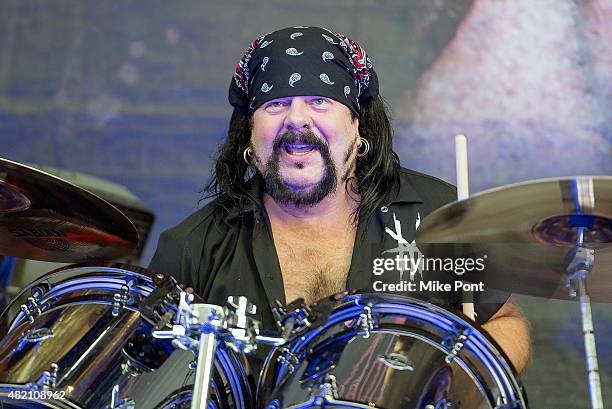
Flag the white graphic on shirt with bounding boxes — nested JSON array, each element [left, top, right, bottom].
[[383, 212, 423, 281], [261, 56, 269, 71]]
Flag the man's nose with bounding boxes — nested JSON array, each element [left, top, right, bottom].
[[284, 99, 313, 132]]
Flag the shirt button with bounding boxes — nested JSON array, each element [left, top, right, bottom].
[[380, 206, 389, 213]]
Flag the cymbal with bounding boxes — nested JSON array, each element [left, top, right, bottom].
[[0, 157, 138, 262], [415, 176, 612, 301]]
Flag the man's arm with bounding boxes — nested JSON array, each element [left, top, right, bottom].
[[481, 301, 532, 375]]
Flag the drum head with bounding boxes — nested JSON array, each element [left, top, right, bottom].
[[258, 293, 526, 409]]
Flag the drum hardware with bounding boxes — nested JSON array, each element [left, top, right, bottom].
[[355, 305, 374, 338], [494, 396, 511, 409], [0, 264, 255, 408], [300, 341, 346, 381], [311, 374, 339, 403], [109, 384, 135, 409], [272, 299, 315, 339], [30, 282, 51, 299], [276, 347, 301, 374], [442, 323, 470, 364], [19, 295, 42, 323], [121, 329, 173, 372], [257, 293, 527, 409], [563, 227, 603, 409], [225, 295, 259, 353], [33, 362, 59, 389], [120, 359, 142, 377], [152, 291, 274, 409], [112, 284, 131, 317], [424, 399, 451, 409], [16, 327, 54, 351]]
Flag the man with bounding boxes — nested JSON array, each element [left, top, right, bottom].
[[149, 26, 531, 375]]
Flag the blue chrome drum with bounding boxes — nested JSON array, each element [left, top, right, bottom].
[[0, 263, 253, 409], [257, 292, 527, 409]]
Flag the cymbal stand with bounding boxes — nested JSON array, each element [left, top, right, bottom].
[[565, 226, 604, 409], [153, 292, 285, 409]]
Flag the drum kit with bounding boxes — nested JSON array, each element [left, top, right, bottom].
[[0, 156, 610, 409]]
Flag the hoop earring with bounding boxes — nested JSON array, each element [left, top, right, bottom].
[[243, 147, 254, 164], [356, 137, 370, 157]]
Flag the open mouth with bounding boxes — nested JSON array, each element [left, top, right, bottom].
[[283, 143, 316, 156]]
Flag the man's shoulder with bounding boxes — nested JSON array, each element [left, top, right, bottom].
[[159, 199, 229, 244], [397, 167, 457, 206], [148, 197, 238, 275]]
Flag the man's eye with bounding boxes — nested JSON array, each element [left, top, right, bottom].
[[267, 101, 286, 108], [311, 98, 328, 106]]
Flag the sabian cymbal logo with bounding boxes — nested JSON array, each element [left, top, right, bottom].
[[9, 228, 68, 238]]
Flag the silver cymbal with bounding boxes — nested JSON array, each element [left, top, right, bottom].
[[0, 157, 139, 262], [416, 176, 612, 301]]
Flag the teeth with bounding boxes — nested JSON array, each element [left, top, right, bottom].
[[284, 144, 315, 155]]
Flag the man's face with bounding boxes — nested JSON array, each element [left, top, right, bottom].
[[250, 96, 360, 207]]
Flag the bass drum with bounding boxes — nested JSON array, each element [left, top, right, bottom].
[[257, 292, 527, 409], [0, 263, 253, 409]]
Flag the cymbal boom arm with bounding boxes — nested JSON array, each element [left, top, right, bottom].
[[566, 227, 604, 409]]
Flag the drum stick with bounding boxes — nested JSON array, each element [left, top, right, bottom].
[[455, 134, 476, 321]]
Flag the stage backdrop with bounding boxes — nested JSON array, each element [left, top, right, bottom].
[[1, 1, 611, 407]]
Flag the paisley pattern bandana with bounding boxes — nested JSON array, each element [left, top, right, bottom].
[[229, 26, 379, 115]]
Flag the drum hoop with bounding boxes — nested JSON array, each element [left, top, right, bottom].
[[1, 263, 173, 336], [261, 293, 524, 407]]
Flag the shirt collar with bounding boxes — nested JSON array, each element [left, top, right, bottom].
[[383, 172, 423, 205]]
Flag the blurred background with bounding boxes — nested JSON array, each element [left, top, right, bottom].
[[1, 0, 611, 407]]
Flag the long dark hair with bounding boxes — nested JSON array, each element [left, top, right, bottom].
[[202, 96, 400, 224]]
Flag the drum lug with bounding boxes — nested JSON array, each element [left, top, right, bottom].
[[313, 374, 339, 402], [20, 296, 42, 323], [112, 285, 130, 317], [443, 323, 470, 363], [31, 363, 58, 389], [356, 306, 374, 338], [277, 347, 300, 373], [272, 298, 315, 338], [424, 398, 453, 409], [493, 395, 515, 409], [31, 282, 50, 299], [109, 384, 135, 409], [120, 359, 142, 377]]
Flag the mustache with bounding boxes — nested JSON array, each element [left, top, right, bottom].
[[272, 131, 328, 152]]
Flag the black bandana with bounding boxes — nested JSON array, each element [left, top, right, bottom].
[[229, 26, 379, 115]]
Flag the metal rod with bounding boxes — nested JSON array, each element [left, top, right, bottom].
[[191, 330, 217, 409], [569, 227, 604, 409], [577, 273, 604, 409]]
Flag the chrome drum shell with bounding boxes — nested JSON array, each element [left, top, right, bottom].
[[0, 263, 252, 409], [257, 293, 527, 409]]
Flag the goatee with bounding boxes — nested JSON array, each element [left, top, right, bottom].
[[255, 131, 337, 208]]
